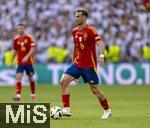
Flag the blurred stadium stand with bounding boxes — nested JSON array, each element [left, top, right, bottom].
[[0, 0, 149, 64]]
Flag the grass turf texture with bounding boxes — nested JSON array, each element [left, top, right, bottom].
[[0, 84, 150, 128]]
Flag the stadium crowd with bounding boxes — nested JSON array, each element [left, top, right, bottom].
[[0, 0, 150, 64]]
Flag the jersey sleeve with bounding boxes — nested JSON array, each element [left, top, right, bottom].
[[90, 28, 102, 43], [29, 36, 36, 47]]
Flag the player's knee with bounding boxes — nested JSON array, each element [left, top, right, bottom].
[[16, 74, 22, 81], [60, 78, 70, 87], [60, 79, 66, 86]]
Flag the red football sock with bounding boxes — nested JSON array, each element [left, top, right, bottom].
[[62, 94, 70, 107], [30, 81, 35, 94], [99, 98, 109, 110], [16, 82, 22, 94]]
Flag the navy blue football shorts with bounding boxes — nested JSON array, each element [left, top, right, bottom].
[[64, 64, 99, 85], [16, 64, 35, 75]]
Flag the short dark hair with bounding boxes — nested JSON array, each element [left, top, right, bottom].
[[75, 7, 88, 17], [17, 23, 25, 27]]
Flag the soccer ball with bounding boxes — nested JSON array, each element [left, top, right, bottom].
[[50, 106, 63, 119]]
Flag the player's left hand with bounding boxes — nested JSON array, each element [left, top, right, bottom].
[[99, 56, 105, 67], [22, 56, 29, 63]]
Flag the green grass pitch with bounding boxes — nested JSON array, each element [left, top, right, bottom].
[[0, 84, 150, 128]]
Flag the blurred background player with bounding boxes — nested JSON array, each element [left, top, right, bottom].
[[10, 23, 36, 101], [60, 8, 111, 119]]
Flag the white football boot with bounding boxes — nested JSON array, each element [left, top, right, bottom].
[[101, 108, 112, 119], [62, 107, 72, 116]]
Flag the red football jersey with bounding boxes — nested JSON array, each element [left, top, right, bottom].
[[13, 34, 36, 65], [72, 24, 101, 68]]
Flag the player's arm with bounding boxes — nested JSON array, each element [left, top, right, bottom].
[[10, 49, 17, 67], [10, 39, 17, 67], [90, 26, 105, 67], [22, 47, 35, 63], [96, 40, 105, 67]]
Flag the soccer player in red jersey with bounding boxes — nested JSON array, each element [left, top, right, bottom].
[[60, 8, 112, 119], [10, 23, 36, 101]]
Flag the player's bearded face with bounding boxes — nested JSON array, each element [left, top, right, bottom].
[[75, 12, 86, 26], [17, 26, 25, 35]]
